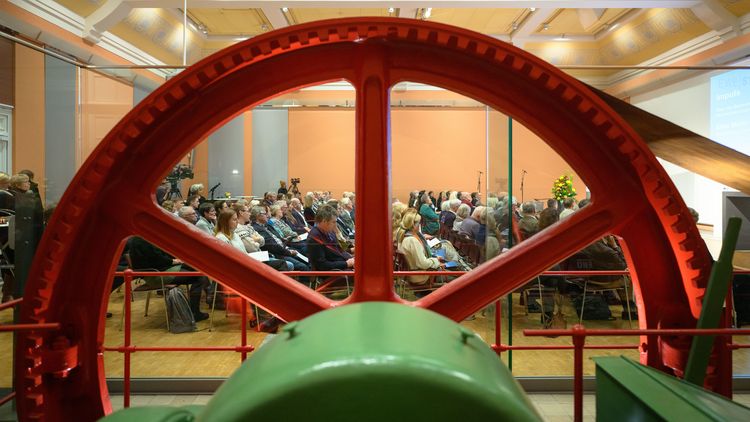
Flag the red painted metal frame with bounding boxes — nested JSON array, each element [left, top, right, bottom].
[[521, 326, 750, 422], [14, 17, 712, 421]]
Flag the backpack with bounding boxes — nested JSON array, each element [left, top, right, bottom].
[[572, 294, 613, 320], [166, 288, 196, 333]]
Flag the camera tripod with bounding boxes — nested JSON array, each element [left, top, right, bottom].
[[164, 181, 183, 201]]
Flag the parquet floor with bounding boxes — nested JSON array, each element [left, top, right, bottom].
[[1, 287, 749, 384]]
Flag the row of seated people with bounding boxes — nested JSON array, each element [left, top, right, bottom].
[[114, 197, 355, 330]]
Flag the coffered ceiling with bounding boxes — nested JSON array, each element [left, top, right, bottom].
[[14, 1, 750, 90]]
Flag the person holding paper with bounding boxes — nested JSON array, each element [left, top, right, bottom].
[[307, 205, 354, 271], [250, 206, 310, 272], [216, 209, 291, 271], [395, 210, 444, 286]]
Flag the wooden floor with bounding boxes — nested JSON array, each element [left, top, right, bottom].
[[1, 287, 749, 385]]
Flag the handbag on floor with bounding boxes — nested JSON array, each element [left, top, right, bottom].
[[166, 288, 196, 334]]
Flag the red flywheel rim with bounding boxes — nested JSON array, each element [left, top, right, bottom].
[[16, 17, 711, 421]]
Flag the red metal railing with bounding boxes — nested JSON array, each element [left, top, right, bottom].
[[2, 269, 750, 417], [516, 326, 750, 422]]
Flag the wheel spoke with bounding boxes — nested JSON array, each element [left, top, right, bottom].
[[348, 43, 398, 303], [422, 204, 618, 320], [125, 202, 332, 322]]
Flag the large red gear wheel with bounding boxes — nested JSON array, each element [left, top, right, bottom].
[[15, 18, 711, 421]]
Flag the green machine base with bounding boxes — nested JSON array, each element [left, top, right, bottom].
[[595, 356, 750, 421]]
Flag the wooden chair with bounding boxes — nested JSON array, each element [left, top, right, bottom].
[[393, 251, 441, 297], [120, 253, 177, 332]]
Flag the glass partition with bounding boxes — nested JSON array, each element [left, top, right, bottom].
[[0, 39, 748, 394]]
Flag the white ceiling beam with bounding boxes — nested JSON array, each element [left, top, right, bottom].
[[262, 6, 289, 30], [577, 8, 605, 30], [103, 1, 704, 9], [692, 0, 738, 34], [398, 8, 419, 19], [512, 8, 556, 48], [83, 0, 133, 43]]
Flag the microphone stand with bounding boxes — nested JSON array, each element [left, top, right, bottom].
[[209, 182, 221, 200]]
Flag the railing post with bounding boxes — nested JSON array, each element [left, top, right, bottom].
[[241, 298, 248, 362], [123, 269, 133, 408], [571, 324, 586, 422], [494, 300, 501, 350]]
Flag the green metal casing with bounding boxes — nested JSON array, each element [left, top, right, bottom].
[[595, 356, 750, 421], [202, 302, 540, 421]]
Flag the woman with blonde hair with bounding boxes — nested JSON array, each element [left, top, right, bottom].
[[392, 202, 408, 239], [396, 210, 442, 286]]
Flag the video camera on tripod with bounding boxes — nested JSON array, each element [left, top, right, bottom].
[[289, 177, 301, 195], [165, 163, 194, 200]]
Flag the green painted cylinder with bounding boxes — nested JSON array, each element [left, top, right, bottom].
[[202, 302, 541, 421]]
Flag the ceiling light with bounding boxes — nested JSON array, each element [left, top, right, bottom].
[[261, 24, 269, 31], [511, 22, 518, 30], [281, 7, 289, 13], [235, 36, 249, 41], [388, 7, 395, 14], [530, 8, 536, 12], [232, 169, 239, 175], [542, 23, 550, 31], [608, 23, 619, 32], [423, 8, 432, 19], [554, 34, 568, 41]]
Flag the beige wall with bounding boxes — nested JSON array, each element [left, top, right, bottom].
[[286, 107, 584, 203], [13, 44, 45, 202], [288, 109, 355, 198]]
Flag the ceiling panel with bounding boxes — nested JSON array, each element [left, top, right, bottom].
[[189, 9, 269, 36], [428, 8, 526, 34], [290, 8, 390, 24], [719, 0, 750, 17], [540, 9, 631, 35], [56, 0, 105, 18]]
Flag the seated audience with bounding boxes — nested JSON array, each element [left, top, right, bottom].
[[214, 200, 230, 212], [339, 197, 355, 230], [232, 205, 291, 271], [538, 199, 559, 230], [518, 201, 539, 239], [161, 200, 175, 213], [459, 206, 486, 243], [188, 184, 207, 204], [250, 206, 309, 271], [285, 198, 310, 234], [419, 193, 440, 235], [186, 194, 201, 210], [303, 193, 316, 222], [195, 202, 217, 235], [306, 205, 354, 270], [440, 199, 459, 230], [128, 236, 209, 321], [453, 203, 471, 232], [395, 211, 443, 286], [559, 197, 576, 220]]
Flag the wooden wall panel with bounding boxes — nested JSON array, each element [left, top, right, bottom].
[[80, 69, 133, 167], [13, 44, 44, 201], [0, 37, 13, 107]]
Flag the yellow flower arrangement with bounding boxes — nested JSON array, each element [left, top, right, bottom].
[[225, 191, 232, 198], [551, 175, 577, 201]]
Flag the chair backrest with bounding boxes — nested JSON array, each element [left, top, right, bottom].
[[394, 251, 409, 271], [124, 253, 134, 269]]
